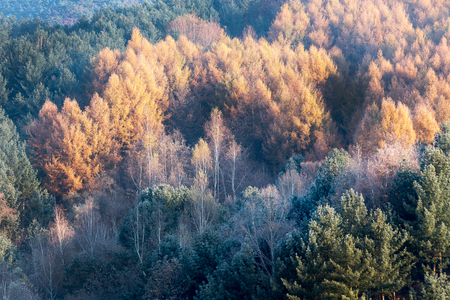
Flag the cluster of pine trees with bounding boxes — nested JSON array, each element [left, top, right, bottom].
[[1, 0, 450, 298]]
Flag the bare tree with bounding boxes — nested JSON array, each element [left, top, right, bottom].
[[205, 108, 231, 201], [188, 175, 222, 235], [224, 138, 249, 203], [276, 169, 309, 200], [236, 185, 293, 277], [49, 206, 74, 267], [332, 143, 419, 208], [74, 197, 116, 258], [167, 14, 222, 47], [0, 262, 41, 300], [30, 233, 60, 300]]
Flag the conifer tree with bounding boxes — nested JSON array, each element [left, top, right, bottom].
[[0, 108, 50, 233], [412, 273, 450, 299], [409, 162, 450, 274], [290, 148, 349, 224], [197, 244, 259, 300], [284, 189, 412, 299]]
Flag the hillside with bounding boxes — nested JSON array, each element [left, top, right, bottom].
[[1, 0, 450, 299], [0, 0, 145, 25]]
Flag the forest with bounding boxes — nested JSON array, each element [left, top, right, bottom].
[[1, 0, 450, 298], [0, 0, 146, 25]]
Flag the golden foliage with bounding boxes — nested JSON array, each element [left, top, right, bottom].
[[355, 98, 416, 154], [27, 98, 116, 196], [413, 105, 439, 143]]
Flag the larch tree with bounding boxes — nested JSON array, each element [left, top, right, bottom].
[[355, 98, 416, 154], [413, 104, 439, 144], [27, 98, 114, 197]]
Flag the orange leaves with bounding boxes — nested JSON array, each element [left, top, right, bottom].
[[413, 105, 439, 143], [355, 98, 416, 154], [89, 47, 121, 97], [28, 98, 116, 196]]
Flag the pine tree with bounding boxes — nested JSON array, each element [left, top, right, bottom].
[[197, 244, 259, 300], [290, 148, 350, 225], [0, 108, 48, 234], [0, 74, 9, 107], [409, 161, 450, 275], [412, 273, 450, 299], [284, 189, 412, 299]]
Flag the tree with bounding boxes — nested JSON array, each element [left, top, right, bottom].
[[49, 206, 74, 266], [73, 196, 115, 258], [141, 185, 187, 250], [0, 107, 44, 234], [283, 189, 412, 300], [355, 98, 416, 154], [235, 185, 293, 277], [224, 137, 248, 202], [290, 148, 350, 225], [197, 244, 260, 300], [413, 105, 439, 144], [205, 108, 230, 201], [407, 147, 450, 275], [167, 14, 222, 48], [412, 273, 450, 300], [27, 98, 116, 196], [144, 258, 187, 300]]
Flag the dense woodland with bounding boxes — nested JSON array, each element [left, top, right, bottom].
[[1, 0, 450, 299], [0, 0, 146, 25]]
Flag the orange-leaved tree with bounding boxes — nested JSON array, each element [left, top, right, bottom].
[[27, 98, 117, 197]]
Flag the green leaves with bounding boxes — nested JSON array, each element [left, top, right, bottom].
[[284, 189, 412, 300]]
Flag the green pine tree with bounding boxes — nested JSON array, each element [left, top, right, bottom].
[[290, 149, 350, 225], [0, 108, 49, 235], [197, 243, 259, 300], [409, 162, 450, 275], [283, 189, 412, 300]]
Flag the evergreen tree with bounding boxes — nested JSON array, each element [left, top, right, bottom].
[[197, 244, 260, 300], [0, 74, 8, 107], [290, 148, 350, 225], [434, 122, 450, 155], [412, 273, 450, 300], [182, 230, 222, 298], [409, 162, 450, 275], [283, 189, 412, 300], [0, 108, 50, 235]]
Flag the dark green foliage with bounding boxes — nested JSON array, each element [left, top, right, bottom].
[[283, 189, 412, 300], [22, 189, 55, 228], [290, 149, 350, 225], [399, 131, 450, 275], [0, 108, 52, 236], [64, 251, 145, 299], [279, 154, 304, 175], [0, 235, 17, 267], [197, 244, 260, 300], [119, 184, 188, 260], [182, 230, 222, 298], [153, 234, 182, 261], [144, 257, 188, 300], [0, 74, 9, 107], [434, 122, 450, 155], [388, 164, 420, 223], [272, 229, 306, 298], [408, 162, 450, 274]]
